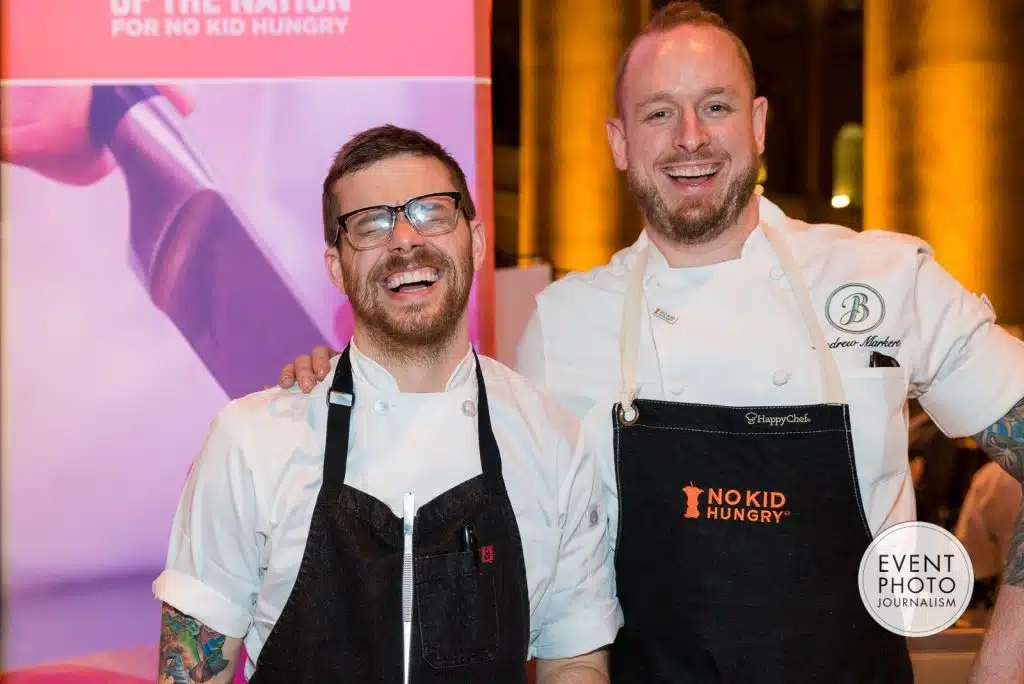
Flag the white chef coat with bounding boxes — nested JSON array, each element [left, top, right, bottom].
[[517, 195, 1024, 556], [955, 461, 1023, 580], [153, 343, 620, 678]]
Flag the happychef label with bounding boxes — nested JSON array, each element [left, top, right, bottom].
[[858, 521, 974, 637]]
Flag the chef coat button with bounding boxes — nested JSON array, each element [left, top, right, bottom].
[[769, 266, 784, 281], [462, 400, 477, 417], [374, 399, 390, 413], [772, 370, 791, 386]]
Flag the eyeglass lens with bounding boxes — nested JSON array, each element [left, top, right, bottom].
[[347, 195, 458, 247]]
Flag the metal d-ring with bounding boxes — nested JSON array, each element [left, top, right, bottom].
[[617, 402, 639, 426]]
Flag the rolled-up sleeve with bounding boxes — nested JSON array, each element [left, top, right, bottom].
[[532, 424, 621, 659], [152, 401, 263, 638], [911, 251, 1024, 438]]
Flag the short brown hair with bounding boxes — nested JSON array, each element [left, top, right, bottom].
[[614, 1, 756, 116], [321, 124, 477, 245]]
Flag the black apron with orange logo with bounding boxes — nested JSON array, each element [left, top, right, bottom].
[[249, 347, 530, 683], [609, 225, 914, 683]]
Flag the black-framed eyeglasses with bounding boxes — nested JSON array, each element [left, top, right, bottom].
[[335, 191, 463, 250]]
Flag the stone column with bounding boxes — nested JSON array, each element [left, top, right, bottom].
[[519, 0, 650, 276], [864, 0, 1023, 322]]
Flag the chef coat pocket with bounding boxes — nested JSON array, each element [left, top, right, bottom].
[[840, 367, 910, 531], [416, 550, 499, 669]]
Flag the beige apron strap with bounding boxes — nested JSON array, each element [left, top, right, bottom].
[[616, 225, 846, 423], [618, 243, 649, 424], [760, 222, 846, 405]]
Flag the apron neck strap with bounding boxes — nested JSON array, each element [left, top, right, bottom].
[[325, 345, 355, 485], [471, 350, 506, 494], [618, 246, 649, 424], [618, 225, 846, 422], [760, 222, 846, 405]]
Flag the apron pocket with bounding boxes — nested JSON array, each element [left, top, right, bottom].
[[415, 551, 499, 669]]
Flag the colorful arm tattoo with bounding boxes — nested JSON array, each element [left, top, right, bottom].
[[974, 396, 1024, 587], [159, 604, 232, 684]]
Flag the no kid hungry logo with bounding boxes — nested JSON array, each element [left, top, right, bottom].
[[682, 483, 791, 524]]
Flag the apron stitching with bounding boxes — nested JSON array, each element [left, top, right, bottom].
[[627, 398, 842, 410], [613, 417, 623, 569], [624, 426, 847, 436], [841, 406, 874, 539]]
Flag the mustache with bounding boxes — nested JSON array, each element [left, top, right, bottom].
[[369, 248, 453, 282], [658, 150, 723, 165]]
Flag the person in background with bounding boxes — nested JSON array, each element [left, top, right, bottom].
[[154, 125, 619, 683], [956, 461, 1022, 592], [276, 2, 1024, 681]]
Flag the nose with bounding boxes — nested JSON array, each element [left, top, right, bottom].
[[674, 108, 710, 152], [389, 210, 425, 252]]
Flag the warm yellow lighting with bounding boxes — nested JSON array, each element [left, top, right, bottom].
[[832, 123, 863, 210], [915, 1, 995, 296], [517, 0, 540, 266], [863, 0, 893, 231], [549, 0, 622, 274], [863, 0, 1016, 320]]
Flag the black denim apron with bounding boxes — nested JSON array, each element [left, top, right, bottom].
[[250, 347, 530, 683], [609, 225, 914, 683]]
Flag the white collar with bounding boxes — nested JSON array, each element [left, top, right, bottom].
[[348, 339, 477, 394]]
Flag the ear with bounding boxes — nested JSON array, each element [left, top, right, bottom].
[[752, 96, 768, 155], [324, 245, 346, 293], [606, 117, 629, 171], [469, 219, 486, 273]]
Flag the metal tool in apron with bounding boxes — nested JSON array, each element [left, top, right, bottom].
[[611, 223, 914, 682], [88, 85, 328, 398], [403, 492, 415, 684]]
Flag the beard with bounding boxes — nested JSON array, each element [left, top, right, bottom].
[[629, 152, 760, 246], [343, 239, 473, 362]]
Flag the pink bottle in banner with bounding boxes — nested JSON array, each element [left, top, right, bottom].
[[89, 85, 330, 398]]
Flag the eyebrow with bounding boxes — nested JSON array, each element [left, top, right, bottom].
[[633, 86, 738, 112]]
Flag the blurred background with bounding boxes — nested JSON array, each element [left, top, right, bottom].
[[3, 1, 1022, 682]]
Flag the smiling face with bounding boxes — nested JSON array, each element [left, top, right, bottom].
[[325, 154, 484, 355], [608, 23, 767, 246]]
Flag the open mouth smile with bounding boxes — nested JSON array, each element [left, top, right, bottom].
[[383, 267, 441, 295], [663, 163, 722, 189]]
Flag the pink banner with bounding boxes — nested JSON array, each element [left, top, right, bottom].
[[1, 0, 495, 679], [5, 0, 479, 80]]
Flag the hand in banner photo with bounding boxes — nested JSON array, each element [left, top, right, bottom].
[[5, 83, 337, 399], [1, 84, 194, 185]]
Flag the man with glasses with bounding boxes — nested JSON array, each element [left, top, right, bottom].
[[153, 125, 618, 683]]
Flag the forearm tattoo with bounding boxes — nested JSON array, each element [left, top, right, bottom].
[[159, 604, 230, 684], [975, 396, 1024, 481], [974, 396, 1024, 587], [1005, 502, 1024, 588]]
